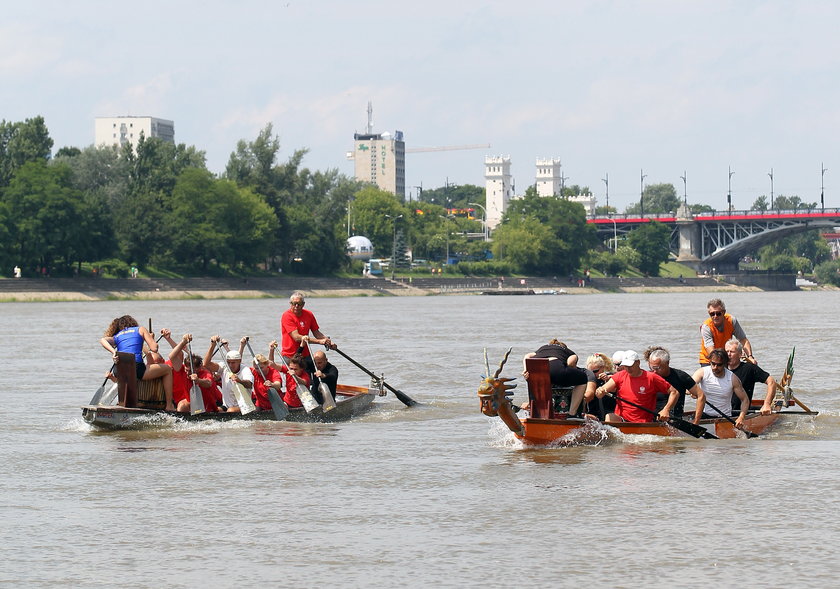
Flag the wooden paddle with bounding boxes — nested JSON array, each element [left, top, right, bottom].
[[276, 351, 320, 412], [186, 340, 205, 415], [244, 338, 289, 420], [332, 347, 418, 407], [89, 366, 115, 405], [610, 392, 719, 439], [702, 398, 758, 438], [305, 341, 336, 412]]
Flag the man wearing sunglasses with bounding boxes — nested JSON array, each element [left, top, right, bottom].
[[692, 348, 750, 427], [699, 298, 754, 366]]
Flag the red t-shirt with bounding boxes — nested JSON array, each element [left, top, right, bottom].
[[611, 370, 671, 423], [279, 365, 311, 408], [197, 367, 222, 412], [250, 365, 283, 411], [166, 359, 190, 404], [280, 309, 319, 357]]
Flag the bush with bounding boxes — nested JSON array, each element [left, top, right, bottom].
[[95, 258, 130, 278], [453, 260, 514, 276], [814, 259, 840, 286]]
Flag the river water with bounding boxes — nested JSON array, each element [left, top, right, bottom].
[[1, 291, 839, 588]]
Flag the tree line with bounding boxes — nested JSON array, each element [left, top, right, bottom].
[[1, 115, 836, 283]]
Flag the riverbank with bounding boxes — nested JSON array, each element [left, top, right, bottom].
[[0, 275, 790, 302]]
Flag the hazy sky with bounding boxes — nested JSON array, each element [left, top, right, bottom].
[[4, 1, 839, 211]]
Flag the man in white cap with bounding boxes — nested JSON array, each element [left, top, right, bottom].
[[203, 335, 253, 413], [595, 350, 680, 423]]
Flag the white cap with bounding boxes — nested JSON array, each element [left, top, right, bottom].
[[226, 350, 242, 361], [611, 351, 624, 366], [620, 350, 640, 366]]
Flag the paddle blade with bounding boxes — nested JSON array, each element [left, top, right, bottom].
[[233, 382, 257, 415], [320, 383, 336, 412], [296, 380, 320, 413], [89, 379, 109, 405], [268, 389, 289, 420], [667, 417, 719, 440], [100, 381, 119, 406], [190, 384, 205, 415]]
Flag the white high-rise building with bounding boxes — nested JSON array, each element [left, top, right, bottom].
[[485, 156, 512, 230], [353, 130, 405, 198], [94, 116, 175, 151], [536, 157, 563, 197]]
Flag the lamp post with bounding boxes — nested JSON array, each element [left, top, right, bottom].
[[821, 163, 827, 211], [610, 218, 618, 253], [384, 214, 403, 280], [468, 202, 488, 241], [602, 173, 609, 211], [768, 168, 774, 209], [640, 169, 647, 216], [438, 214, 453, 265], [680, 171, 687, 206], [727, 166, 734, 213]]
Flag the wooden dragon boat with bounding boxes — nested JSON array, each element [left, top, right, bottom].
[[81, 352, 383, 429], [478, 348, 817, 446], [82, 383, 378, 429]]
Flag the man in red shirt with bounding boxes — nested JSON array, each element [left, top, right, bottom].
[[250, 354, 284, 411], [280, 291, 337, 361], [595, 350, 679, 423]]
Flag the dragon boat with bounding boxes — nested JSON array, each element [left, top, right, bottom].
[[478, 348, 817, 446], [81, 352, 383, 430]]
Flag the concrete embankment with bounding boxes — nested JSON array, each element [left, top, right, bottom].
[[0, 275, 766, 302]]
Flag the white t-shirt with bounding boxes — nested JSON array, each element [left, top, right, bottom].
[[218, 363, 253, 408]]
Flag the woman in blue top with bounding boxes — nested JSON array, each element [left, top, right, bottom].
[[100, 315, 174, 410]]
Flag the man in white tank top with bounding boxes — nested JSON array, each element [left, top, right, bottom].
[[692, 348, 749, 427]]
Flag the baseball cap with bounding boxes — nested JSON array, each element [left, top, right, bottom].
[[620, 350, 640, 366]]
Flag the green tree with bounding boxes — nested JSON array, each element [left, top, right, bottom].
[[627, 221, 671, 276], [417, 183, 485, 209], [348, 186, 407, 256], [0, 116, 54, 186], [814, 259, 840, 286], [491, 216, 556, 272], [751, 195, 769, 211], [625, 183, 680, 214], [774, 195, 817, 210], [560, 184, 591, 197]]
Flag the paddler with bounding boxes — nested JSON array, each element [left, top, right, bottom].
[[280, 292, 337, 369], [724, 338, 777, 415], [595, 350, 681, 423]]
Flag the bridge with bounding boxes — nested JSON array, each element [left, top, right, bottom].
[[588, 205, 840, 271]]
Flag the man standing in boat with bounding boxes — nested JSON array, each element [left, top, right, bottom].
[[700, 298, 755, 366], [724, 338, 778, 415], [594, 350, 681, 423], [281, 291, 336, 366], [692, 348, 750, 427]]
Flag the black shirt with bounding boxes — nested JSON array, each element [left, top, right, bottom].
[[730, 361, 770, 411], [655, 367, 696, 417]]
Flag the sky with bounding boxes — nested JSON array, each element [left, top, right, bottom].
[[4, 0, 840, 211]]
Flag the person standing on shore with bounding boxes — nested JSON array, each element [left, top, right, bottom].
[[699, 298, 754, 366], [280, 291, 336, 365]]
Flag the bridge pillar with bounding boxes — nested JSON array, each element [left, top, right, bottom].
[[674, 204, 701, 269]]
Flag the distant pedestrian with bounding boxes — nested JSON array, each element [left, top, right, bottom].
[[13, 265, 21, 279]]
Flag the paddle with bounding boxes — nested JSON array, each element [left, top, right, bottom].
[[89, 366, 115, 405], [332, 346, 418, 407], [186, 340, 205, 415], [305, 341, 336, 412], [702, 398, 757, 438], [244, 338, 289, 420], [610, 392, 719, 439], [276, 351, 320, 412], [220, 341, 257, 415]]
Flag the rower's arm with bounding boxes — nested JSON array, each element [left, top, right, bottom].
[[760, 376, 778, 415], [692, 388, 706, 424]]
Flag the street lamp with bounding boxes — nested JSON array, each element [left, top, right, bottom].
[[602, 173, 609, 211], [640, 169, 647, 216], [821, 163, 827, 211], [468, 202, 488, 241], [768, 168, 774, 209], [384, 214, 403, 280], [680, 171, 687, 206], [610, 218, 618, 253], [727, 166, 734, 212], [438, 214, 454, 265]]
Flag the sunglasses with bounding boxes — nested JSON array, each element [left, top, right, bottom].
[[709, 361, 725, 367], [708, 311, 723, 317]]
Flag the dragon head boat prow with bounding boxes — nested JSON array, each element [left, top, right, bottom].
[[478, 347, 524, 436]]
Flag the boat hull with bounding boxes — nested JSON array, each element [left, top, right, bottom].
[[517, 411, 795, 446], [82, 388, 377, 430]]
